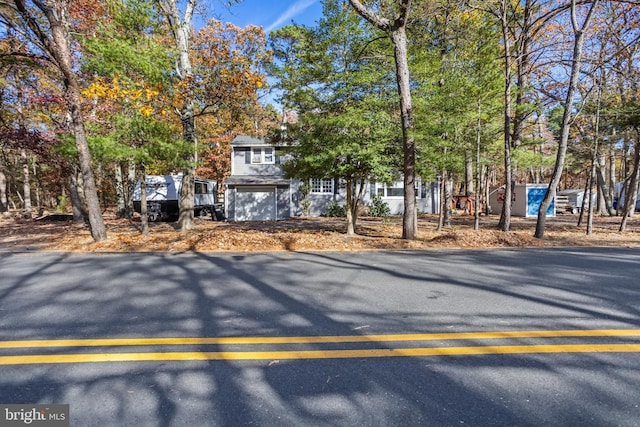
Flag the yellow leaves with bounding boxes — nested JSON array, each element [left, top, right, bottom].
[[139, 105, 154, 117], [81, 81, 109, 98], [82, 76, 163, 117], [128, 89, 143, 100], [145, 87, 159, 101]]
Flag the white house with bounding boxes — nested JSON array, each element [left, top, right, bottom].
[[224, 136, 439, 221]]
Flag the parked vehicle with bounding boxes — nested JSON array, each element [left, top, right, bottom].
[[613, 182, 640, 212], [556, 189, 596, 214], [133, 174, 223, 221]]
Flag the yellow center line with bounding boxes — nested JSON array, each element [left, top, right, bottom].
[[1, 329, 639, 349], [0, 344, 639, 365]]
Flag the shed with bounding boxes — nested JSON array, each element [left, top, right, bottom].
[[489, 184, 555, 217]]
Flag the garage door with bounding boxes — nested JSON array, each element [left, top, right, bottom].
[[235, 187, 276, 221]]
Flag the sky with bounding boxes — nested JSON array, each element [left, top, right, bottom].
[[214, 0, 323, 34]]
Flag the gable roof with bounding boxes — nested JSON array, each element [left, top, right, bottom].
[[231, 135, 268, 147]]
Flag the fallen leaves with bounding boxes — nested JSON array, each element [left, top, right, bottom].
[[0, 211, 639, 252]]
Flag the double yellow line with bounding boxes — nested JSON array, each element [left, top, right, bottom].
[[1, 329, 639, 365]]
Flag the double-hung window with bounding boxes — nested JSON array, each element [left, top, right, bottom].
[[310, 178, 334, 194], [251, 147, 275, 164]]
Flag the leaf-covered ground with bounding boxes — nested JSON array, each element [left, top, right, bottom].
[[1, 210, 639, 252]]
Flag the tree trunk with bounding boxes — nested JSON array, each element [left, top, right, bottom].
[[475, 101, 482, 231], [138, 168, 149, 237], [348, 0, 416, 240], [177, 112, 196, 230], [32, 159, 41, 214], [465, 151, 474, 196], [577, 171, 589, 227], [391, 27, 417, 240], [437, 173, 445, 232], [69, 165, 87, 223], [17, 77, 31, 218], [608, 146, 616, 210], [592, 77, 614, 216], [160, 0, 198, 232], [68, 79, 107, 240], [498, 0, 513, 232], [178, 166, 195, 230], [20, 149, 31, 217], [587, 163, 597, 236], [588, 81, 601, 234], [595, 160, 614, 216], [0, 168, 7, 213], [445, 175, 453, 228], [115, 163, 126, 218], [535, 0, 600, 239], [126, 162, 136, 218], [620, 136, 640, 232], [345, 178, 356, 236]]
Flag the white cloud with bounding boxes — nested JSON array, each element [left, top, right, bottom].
[[265, 0, 319, 33]]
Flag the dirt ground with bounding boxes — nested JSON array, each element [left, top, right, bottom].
[[1, 209, 639, 252]]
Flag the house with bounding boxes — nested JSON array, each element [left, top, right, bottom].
[[224, 135, 293, 221], [224, 136, 440, 221]]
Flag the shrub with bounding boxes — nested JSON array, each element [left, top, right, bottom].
[[323, 200, 346, 217], [369, 193, 390, 217], [56, 194, 68, 214], [298, 182, 311, 216], [301, 199, 311, 216]]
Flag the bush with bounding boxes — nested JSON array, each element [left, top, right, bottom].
[[56, 194, 68, 214], [323, 200, 346, 217], [298, 182, 311, 216], [369, 193, 390, 217], [301, 199, 311, 216]]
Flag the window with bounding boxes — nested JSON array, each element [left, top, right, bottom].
[[377, 181, 404, 198], [376, 180, 422, 198], [263, 147, 274, 163], [251, 147, 275, 164], [310, 178, 334, 194], [251, 148, 262, 164]]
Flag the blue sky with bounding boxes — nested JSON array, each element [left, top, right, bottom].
[[215, 0, 323, 33]]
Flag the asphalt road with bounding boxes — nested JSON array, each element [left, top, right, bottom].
[[0, 248, 639, 426]]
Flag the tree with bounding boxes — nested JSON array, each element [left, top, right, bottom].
[[535, 0, 600, 239], [348, 0, 418, 239], [155, 0, 198, 231], [410, 2, 503, 230], [466, 0, 568, 231], [80, 0, 175, 222], [270, 1, 398, 235], [0, 0, 107, 241], [156, 0, 267, 231]]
